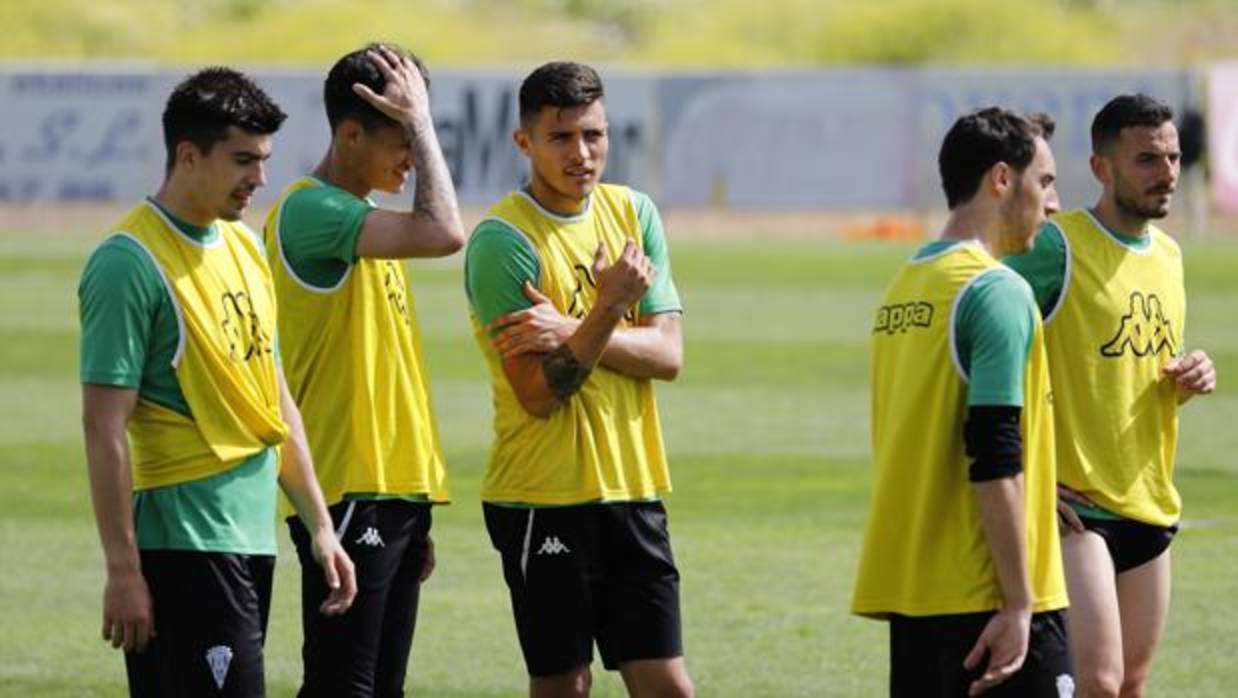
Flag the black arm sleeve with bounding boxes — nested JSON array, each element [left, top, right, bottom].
[[964, 405, 1024, 482]]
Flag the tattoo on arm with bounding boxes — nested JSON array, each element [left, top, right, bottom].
[[541, 344, 592, 401], [408, 124, 460, 227]]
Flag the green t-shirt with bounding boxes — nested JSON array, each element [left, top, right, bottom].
[[1004, 213, 1152, 318], [275, 176, 372, 288], [913, 240, 1036, 407], [465, 188, 682, 329], [78, 198, 279, 555]]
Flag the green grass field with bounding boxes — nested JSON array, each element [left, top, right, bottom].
[[1, 224, 1236, 696]]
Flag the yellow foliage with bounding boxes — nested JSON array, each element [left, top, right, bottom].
[[0, 0, 1231, 66]]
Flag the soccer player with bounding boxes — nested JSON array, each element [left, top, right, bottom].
[[463, 61, 692, 698], [262, 44, 463, 697], [79, 68, 355, 697], [852, 108, 1072, 697], [1005, 94, 1217, 698]]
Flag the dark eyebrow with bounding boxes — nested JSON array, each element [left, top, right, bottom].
[[232, 150, 270, 162]]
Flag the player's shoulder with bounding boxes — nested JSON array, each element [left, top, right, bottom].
[[971, 264, 1037, 310], [85, 233, 157, 275], [80, 233, 163, 298], [620, 186, 658, 217], [466, 216, 537, 265]]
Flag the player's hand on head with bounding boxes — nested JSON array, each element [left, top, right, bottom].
[[963, 607, 1030, 696], [593, 240, 653, 313], [1164, 349, 1217, 399], [311, 531, 357, 616], [353, 45, 431, 130], [101, 568, 155, 653]]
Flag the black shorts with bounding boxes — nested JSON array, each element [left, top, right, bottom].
[[288, 499, 434, 698], [124, 549, 275, 698], [889, 610, 1072, 698], [1078, 515, 1177, 574], [483, 501, 684, 677]]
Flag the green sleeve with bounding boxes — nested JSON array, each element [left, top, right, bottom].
[[631, 189, 683, 316], [464, 220, 541, 330], [78, 236, 163, 388], [1003, 222, 1066, 317], [278, 184, 372, 287], [955, 269, 1037, 407]]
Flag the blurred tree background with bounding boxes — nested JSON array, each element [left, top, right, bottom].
[[1, 0, 1235, 66]]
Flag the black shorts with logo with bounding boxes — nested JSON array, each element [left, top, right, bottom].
[[288, 499, 434, 698], [1078, 514, 1177, 574], [889, 610, 1073, 698], [124, 549, 275, 698], [483, 500, 684, 677]]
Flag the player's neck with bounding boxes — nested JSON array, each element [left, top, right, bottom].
[[1092, 197, 1151, 238], [314, 151, 372, 199], [152, 179, 215, 228], [525, 180, 587, 216], [940, 205, 1000, 256]]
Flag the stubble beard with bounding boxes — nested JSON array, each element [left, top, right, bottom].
[[1115, 188, 1171, 221]]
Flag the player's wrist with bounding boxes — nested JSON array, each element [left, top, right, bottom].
[[104, 555, 142, 578]]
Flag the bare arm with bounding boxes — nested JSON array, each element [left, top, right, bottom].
[[352, 46, 464, 259], [964, 474, 1033, 696], [275, 370, 357, 615], [499, 242, 653, 418], [598, 312, 682, 380], [82, 383, 153, 653], [491, 281, 683, 381]]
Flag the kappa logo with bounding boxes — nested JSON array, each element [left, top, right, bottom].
[[566, 261, 638, 324], [354, 526, 385, 548], [205, 645, 233, 690], [219, 290, 272, 362], [536, 536, 571, 555], [873, 301, 933, 335], [383, 261, 412, 326], [1055, 673, 1076, 697], [1100, 291, 1176, 358]]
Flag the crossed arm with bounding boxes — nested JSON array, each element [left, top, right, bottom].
[[488, 242, 679, 418]]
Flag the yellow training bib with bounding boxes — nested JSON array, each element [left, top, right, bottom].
[[1044, 210, 1185, 526], [471, 185, 671, 504], [117, 201, 287, 490], [853, 242, 1066, 618], [264, 177, 449, 510]]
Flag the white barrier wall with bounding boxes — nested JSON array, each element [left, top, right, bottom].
[[0, 65, 1200, 209], [1209, 63, 1238, 214]]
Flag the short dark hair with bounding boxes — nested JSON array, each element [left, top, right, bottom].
[[162, 67, 286, 172], [519, 61, 604, 126], [324, 42, 430, 132], [1091, 94, 1174, 154], [938, 107, 1055, 210]]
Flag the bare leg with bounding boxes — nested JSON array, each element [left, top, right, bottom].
[[1115, 550, 1171, 698], [618, 657, 694, 698], [1062, 530, 1124, 698], [531, 665, 592, 698]]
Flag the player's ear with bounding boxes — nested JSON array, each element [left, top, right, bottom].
[[989, 161, 1012, 198], [513, 128, 531, 156], [338, 119, 364, 148], [1089, 153, 1110, 186], [174, 140, 200, 171]]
